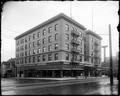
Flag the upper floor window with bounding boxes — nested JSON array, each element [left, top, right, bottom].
[[33, 56, 35, 63], [71, 27, 74, 31], [55, 33, 58, 41], [65, 24, 69, 31], [25, 57, 27, 63], [55, 24, 58, 31], [29, 43, 32, 48], [65, 43, 69, 50], [80, 48, 82, 53], [42, 55, 46, 61], [48, 36, 52, 43], [20, 39, 24, 44], [25, 38, 27, 42], [48, 54, 52, 61], [33, 42, 35, 47], [48, 45, 52, 51], [55, 43, 58, 50], [48, 27, 52, 33], [92, 38, 94, 42], [17, 41, 19, 45], [33, 34, 35, 40], [65, 33, 69, 40], [37, 55, 41, 62], [80, 56, 82, 62], [29, 57, 31, 63], [37, 40, 41, 46], [54, 53, 58, 60], [29, 35, 31, 41], [33, 49, 36, 54], [65, 53, 69, 60], [37, 32, 40, 38], [25, 51, 27, 56], [43, 38, 46, 44], [43, 29, 46, 36], [43, 47, 46, 52], [38, 48, 41, 54], [29, 50, 32, 55]]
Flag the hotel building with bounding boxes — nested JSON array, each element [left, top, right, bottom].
[[15, 13, 102, 77]]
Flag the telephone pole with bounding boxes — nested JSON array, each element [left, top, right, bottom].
[[109, 24, 113, 86]]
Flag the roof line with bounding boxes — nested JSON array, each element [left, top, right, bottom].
[[15, 13, 86, 40]]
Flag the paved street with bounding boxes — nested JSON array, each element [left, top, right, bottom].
[[1, 77, 118, 95]]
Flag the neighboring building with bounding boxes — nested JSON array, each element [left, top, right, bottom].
[[15, 13, 102, 78], [1, 58, 16, 78], [1, 61, 7, 77], [83, 30, 102, 76]]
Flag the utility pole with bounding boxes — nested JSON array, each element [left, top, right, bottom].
[[109, 24, 113, 86]]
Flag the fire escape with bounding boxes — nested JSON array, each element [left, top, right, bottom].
[[71, 29, 80, 65], [94, 41, 100, 67]]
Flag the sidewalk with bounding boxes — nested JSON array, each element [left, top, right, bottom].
[[2, 76, 109, 87], [15, 76, 107, 80]]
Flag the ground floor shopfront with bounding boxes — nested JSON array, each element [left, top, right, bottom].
[[16, 62, 101, 78]]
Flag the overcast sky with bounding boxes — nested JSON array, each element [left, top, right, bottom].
[[1, 1, 119, 62]]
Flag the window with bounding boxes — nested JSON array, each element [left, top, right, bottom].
[[72, 27, 74, 31], [17, 41, 19, 45], [48, 54, 52, 61], [48, 45, 52, 51], [17, 47, 19, 52], [65, 53, 69, 60], [55, 24, 58, 31], [65, 43, 69, 50], [92, 38, 93, 42], [21, 58, 24, 64], [42, 38, 46, 44], [43, 29, 46, 36], [48, 36, 52, 43], [65, 24, 69, 31], [91, 57, 93, 63], [43, 47, 46, 52], [42, 55, 46, 61], [80, 48, 82, 53], [54, 53, 58, 60], [25, 57, 27, 63], [48, 27, 52, 33], [25, 44, 27, 49], [80, 56, 82, 62], [25, 51, 27, 56], [37, 55, 41, 62], [65, 34, 69, 40], [33, 34, 35, 40], [25, 38, 27, 42], [33, 42, 35, 47], [33, 56, 35, 63], [29, 43, 31, 48], [33, 49, 36, 54], [20, 39, 24, 44], [29, 50, 32, 55], [38, 48, 41, 53], [55, 33, 58, 41], [38, 32, 40, 38], [29, 36, 31, 41], [37, 40, 40, 46], [29, 57, 31, 63], [55, 43, 58, 50]]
